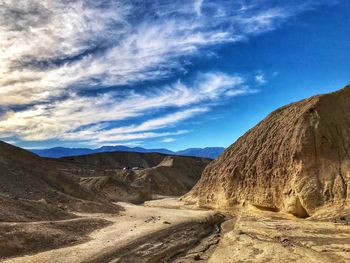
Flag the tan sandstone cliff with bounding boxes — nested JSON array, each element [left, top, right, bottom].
[[186, 84, 350, 218]]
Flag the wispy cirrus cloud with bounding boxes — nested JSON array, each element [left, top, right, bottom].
[[0, 0, 337, 145], [194, 0, 204, 16], [0, 0, 331, 106], [0, 72, 248, 142]]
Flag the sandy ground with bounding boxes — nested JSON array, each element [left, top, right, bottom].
[[2, 199, 217, 263], [209, 204, 350, 263], [3, 198, 348, 263]]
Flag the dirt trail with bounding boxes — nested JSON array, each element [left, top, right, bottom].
[[2, 199, 220, 263]]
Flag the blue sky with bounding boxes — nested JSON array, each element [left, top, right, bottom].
[[0, 0, 349, 151]]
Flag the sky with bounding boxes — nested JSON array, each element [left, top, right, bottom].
[[0, 0, 349, 151]]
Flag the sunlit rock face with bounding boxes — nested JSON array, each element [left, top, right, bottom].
[[187, 85, 350, 217]]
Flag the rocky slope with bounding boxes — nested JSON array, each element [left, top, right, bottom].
[[132, 155, 210, 196], [55, 152, 211, 203], [0, 141, 211, 220], [0, 141, 119, 222], [0, 142, 210, 259], [59, 151, 167, 169], [186, 85, 350, 218]]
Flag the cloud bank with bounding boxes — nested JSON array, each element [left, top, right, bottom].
[[0, 0, 335, 145]]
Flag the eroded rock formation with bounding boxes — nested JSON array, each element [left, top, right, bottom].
[[57, 153, 210, 203], [0, 141, 119, 221], [186, 85, 350, 217]]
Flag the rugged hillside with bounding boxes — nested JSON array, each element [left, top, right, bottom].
[[0, 142, 209, 259], [0, 141, 209, 219], [186, 85, 350, 218], [55, 153, 211, 203], [131, 155, 210, 196], [59, 151, 167, 169], [0, 141, 118, 222]]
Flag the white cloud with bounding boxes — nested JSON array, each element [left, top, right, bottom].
[[194, 0, 204, 16], [0, 72, 247, 142], [0, 0, 335, 144], [161, 138, 177, 143], [99, 108, 209, 136], [0, 0, 327, 106], [255, 74, 267, 85]]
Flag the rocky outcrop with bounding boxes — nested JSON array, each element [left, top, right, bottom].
[[186, 85, 350, 217]]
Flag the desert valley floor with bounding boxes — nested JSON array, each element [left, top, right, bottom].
[[2, 198, 350, 263]]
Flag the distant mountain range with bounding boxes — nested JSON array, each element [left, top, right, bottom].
[[30, 146, 225, 159]]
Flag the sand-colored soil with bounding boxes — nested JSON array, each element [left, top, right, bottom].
[[2, 199, 219, 263], [0, 217, 111, 259], [3, 198, 349, 263], [210, 204, 350, 263]]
